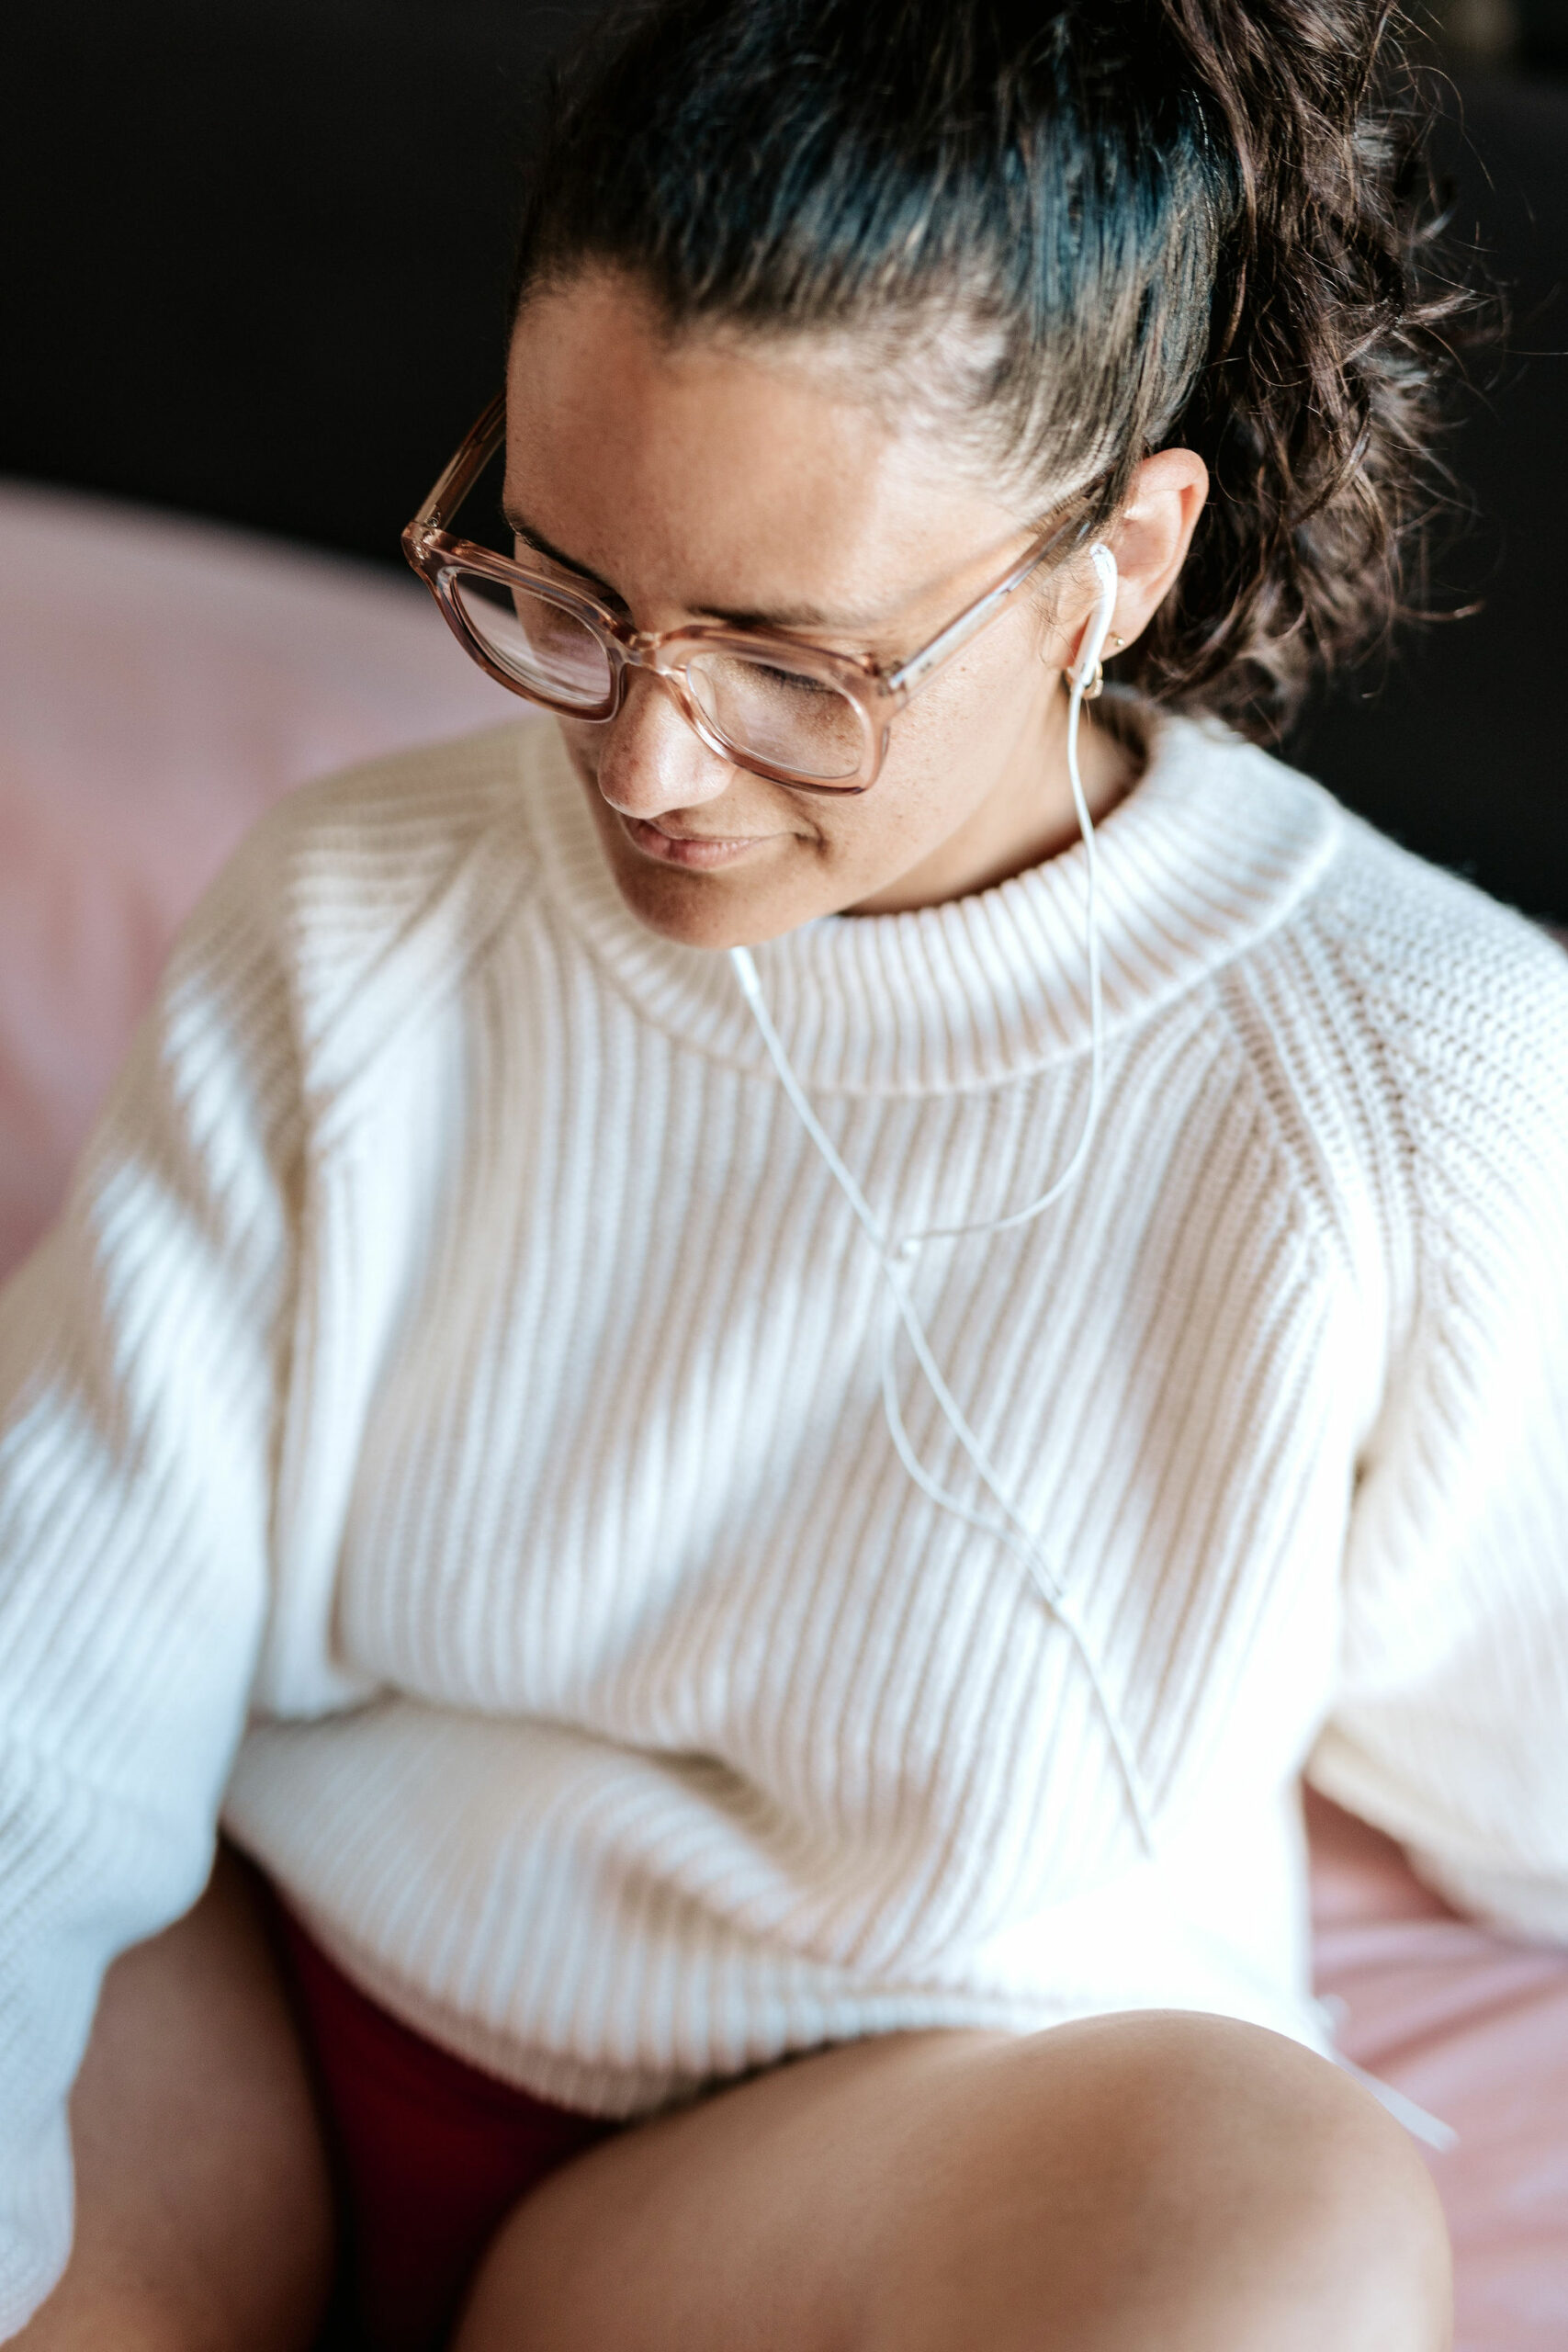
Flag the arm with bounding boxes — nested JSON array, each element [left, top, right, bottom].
[[0, 824, 302, 2336], [1306, 926, 1568, 1945]]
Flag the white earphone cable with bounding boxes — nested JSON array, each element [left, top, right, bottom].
[[729, 545, 1156, 1860], [902, 582, 1107, 1251], [728, 547, 1469, 2145]]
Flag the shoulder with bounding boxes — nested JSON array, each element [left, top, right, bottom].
[[1199, 720, 1568, 1128], [175, 720, 554, 1075], [1298, 805, 1568, 1164], [235, 718, 546, 942], [1222, 763, 1568, 1306]]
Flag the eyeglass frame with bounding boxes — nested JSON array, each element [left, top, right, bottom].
[[402, 391, 1098, 795]]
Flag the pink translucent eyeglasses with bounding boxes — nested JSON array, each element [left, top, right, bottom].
[[404, 392, 1090, 794]]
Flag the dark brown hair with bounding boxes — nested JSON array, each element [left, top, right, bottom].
[[511, 0, 1480, 738]]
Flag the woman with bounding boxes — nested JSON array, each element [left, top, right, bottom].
[[4, 0, 1564, 2346]]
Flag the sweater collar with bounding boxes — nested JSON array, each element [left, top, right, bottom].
[[519, 705, 1340, 1096]]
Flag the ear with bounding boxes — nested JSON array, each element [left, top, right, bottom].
[[1100, 448, 1209, 651]]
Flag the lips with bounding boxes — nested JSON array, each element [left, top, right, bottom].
[[620, 813, 778, 870]]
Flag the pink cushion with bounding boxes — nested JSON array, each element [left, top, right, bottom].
[[1308, 1789, 1568, 2346], [0, 481, 501, 1273], [4, 481, 1566, 2343]]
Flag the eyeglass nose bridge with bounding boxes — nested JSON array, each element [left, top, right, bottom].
[[598, 616, 705, 683], [591, 619, 682, 703], [586, 623, 885, 791], [590, 624, 736, 761]]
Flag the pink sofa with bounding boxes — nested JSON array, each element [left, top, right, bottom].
[[4, 480, 1565, 2346]]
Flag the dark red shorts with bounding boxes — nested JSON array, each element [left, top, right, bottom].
[[263, 1892, 619, 2352]]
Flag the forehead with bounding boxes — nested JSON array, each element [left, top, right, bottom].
[[502, 271, 1021, 626]]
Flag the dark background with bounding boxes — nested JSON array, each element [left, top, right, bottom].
[[4, 4, 1565, 920]]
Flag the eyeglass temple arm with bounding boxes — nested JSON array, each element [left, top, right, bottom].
[[885, 516, 1087, 705], [407, 392, 508, 537]]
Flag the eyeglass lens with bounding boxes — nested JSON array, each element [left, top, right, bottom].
[[451, 571, 616, 710], [449, 569, 868, 784], [681, 651, 863, 781]]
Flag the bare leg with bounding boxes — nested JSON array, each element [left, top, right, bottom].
[[456, 2010, 1452, 2352], [13, 1848, 335, 2352]]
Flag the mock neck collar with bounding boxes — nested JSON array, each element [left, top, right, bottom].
[[518, 706, 1339, 1097]]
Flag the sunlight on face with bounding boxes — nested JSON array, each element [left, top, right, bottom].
[[504, 269, 1121, 947]]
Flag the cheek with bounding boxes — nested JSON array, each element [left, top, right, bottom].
[[930, 604, 1049, 741], [558, 713, 607, 779], [867, 625, 1046, 820]]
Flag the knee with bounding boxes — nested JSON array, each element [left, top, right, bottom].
[[1115, 2013, 1453, 2352], [863, 2011, 1452, 2352]]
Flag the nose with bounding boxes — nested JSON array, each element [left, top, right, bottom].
[[592, 670, 736, 820]]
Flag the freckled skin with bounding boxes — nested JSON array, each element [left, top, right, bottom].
[[502, 269, 1210, 947]]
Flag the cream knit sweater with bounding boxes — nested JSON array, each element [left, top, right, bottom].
[[2, 710, 1566, 2331]]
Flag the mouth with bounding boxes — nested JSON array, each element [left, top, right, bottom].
[[618, 812, 784, 870]]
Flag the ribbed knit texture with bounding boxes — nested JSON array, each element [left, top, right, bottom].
[[2, 710, 1565, 2332]]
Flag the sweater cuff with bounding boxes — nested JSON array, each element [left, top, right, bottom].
[[0, 2112, 73, 2344]]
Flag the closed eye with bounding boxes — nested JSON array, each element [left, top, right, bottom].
[[747, 661, 838, 695]]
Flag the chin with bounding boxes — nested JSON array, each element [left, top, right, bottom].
[[581, 790, 829, 950], [603, 844, 817, 951]]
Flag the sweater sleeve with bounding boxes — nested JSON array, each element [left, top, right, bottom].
[[1306, 906, 1568, 1947], [0, 820, 302, 2337]]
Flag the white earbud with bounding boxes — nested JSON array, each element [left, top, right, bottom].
[[728, 534, 1156, 1862], [1068, 541, 1119, 698]]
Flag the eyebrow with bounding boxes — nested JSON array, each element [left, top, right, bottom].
[[500, 503, 886, 635], [502, 509, 627, 606]]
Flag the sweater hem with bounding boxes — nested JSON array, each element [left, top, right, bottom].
[[281, 1904, 1338, 2121]]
